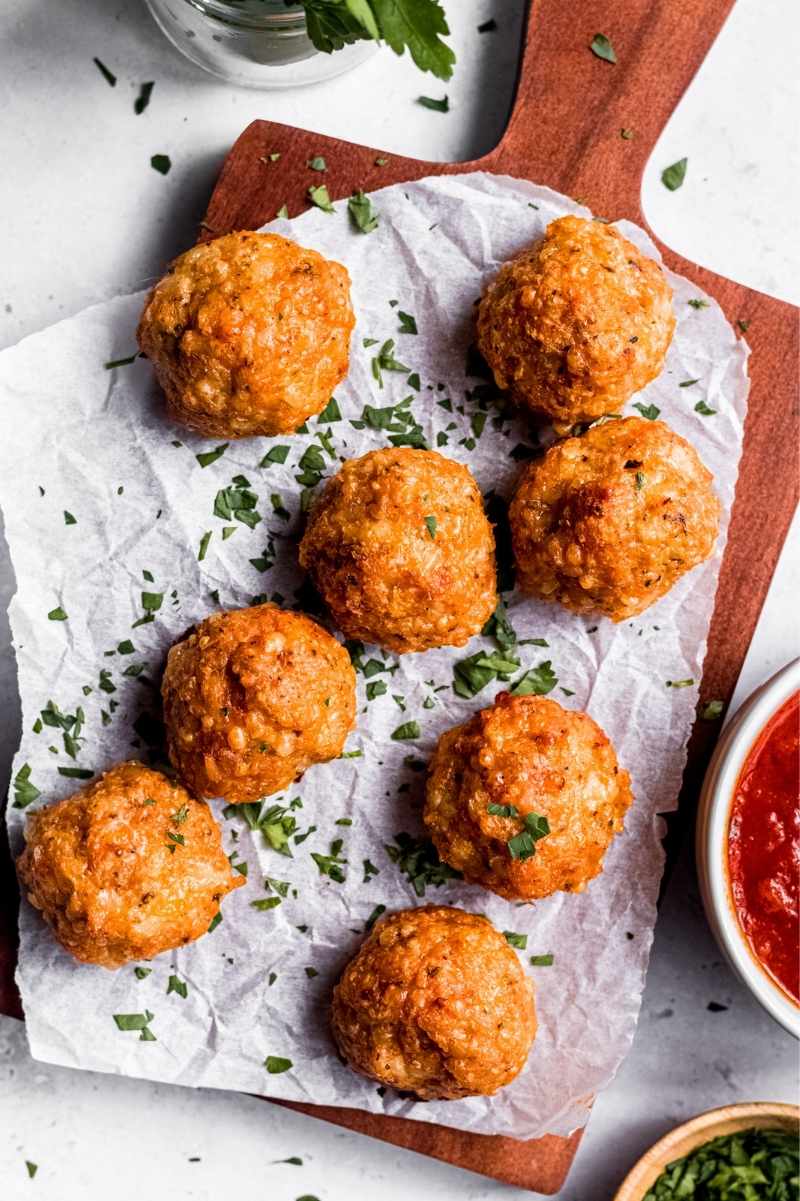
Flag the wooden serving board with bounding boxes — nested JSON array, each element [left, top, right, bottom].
[[1, 0, 797, 1193]]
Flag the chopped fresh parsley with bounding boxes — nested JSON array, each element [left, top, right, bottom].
[[452, 650, 514, 698], [47, 606, 68, 621], [509, 660, 557, 696], [700, 699, 724, 721], [503, 931, 528, 949], [397, 311, 418, 334], [477, 18, 497, 32], [688, 298, 709, 310], [214, 477, 261, 528], [307, 155, 327, 171], [365, 903, 387, 931], [418, 94, 449, 111], [308, 184, 335, 213], [371, 339, 410, 387], [104, 353, 137, 369], [590, 33, 616, 63], [643, 1127, 798, 1201], [198, 530, 212, 561], [93, 56, 116, 86], [424, 515, 437, 539], [134, 966, 152, 980], [666, 678, 694, 689], [311, 838, 347, 882], [507, 812, 550, 861], [391, 720, 420, 741], [264, 1055, 292, 1074], [167, 974, 188, 999], [13, 764, 40, 809], [317, 396, 342, 423], [348, 190, 379, 233], [661, 157, 688, 191], [385, 833, 459, 896], [632, 402, 660, 420], [530, 954, 554, 967], [113, 1011, 156, 1041], [196, 443, 228, 468], [150, 154, 171, 176], [26, 1161, 38, 1179], [134, 81, 154, 115], [695, 399, 717, 416], [260, 445, 290, 466]]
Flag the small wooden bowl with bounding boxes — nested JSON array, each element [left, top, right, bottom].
[[613, 1102, 799, 1201]]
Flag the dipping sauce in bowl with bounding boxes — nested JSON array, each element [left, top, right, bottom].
[[727, 691, 799, 1004]]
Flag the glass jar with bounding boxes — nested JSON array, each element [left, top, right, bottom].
[[144, 0, 377, 89]]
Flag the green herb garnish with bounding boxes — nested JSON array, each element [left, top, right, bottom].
[[661, 157, 688, 191], [93, 57, 116, 86], [509, 660, 557, 696], [417, 94, 449, 111], [348, 190, 379, 233], [507, 812, 550, 861], [134, 81, 154, 114], [308, 184, 335, 213], [590, 33, 616, 63], [643, 1127, 798, 1201], [150, 154, 171, 176], [384, 832, 460, 896], [504, 930, 528, 949], [264, 1055, 292, 1074]]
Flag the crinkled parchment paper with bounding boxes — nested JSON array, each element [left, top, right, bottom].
[[0, 173, 748, 1139]]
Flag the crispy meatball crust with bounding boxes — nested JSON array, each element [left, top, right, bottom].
[[162, 603, 356, 804], [509, 416, 720, 622], [298, 448, 497, 654], [331, 906, 536, 1099], [476, 215, 676, 429], [424, 693, 633, 901], [16, 761, 242, 969], [136, 231, 355, 438]]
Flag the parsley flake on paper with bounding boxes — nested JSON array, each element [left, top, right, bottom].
[[264, 1055, 292, 1074], [348, 190, 379, 233], [385, 833, 460, 896]]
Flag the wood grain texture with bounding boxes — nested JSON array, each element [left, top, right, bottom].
[[2, 0, 798, 1194]]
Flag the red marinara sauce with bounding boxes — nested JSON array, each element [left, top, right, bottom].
[[727, 691, 800, 1004]]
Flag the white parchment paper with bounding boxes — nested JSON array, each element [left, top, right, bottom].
[[0, 173, 748, 1139]]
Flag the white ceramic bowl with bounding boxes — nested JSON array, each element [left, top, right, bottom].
[[696, 657, 800, 1038]]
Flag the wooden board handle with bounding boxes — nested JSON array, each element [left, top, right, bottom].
[[492, 0, 736, 220]]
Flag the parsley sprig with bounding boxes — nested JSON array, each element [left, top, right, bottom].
[[300, 0, 455, 80]]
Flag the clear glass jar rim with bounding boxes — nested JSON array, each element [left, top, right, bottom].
[[183, 0, 307, 30]]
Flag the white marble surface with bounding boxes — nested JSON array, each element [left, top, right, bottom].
[[0, 0, 798, 1196]]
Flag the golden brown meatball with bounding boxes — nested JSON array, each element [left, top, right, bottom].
[[476, 215, 675, 429], [137, 230, 354, 438], [508, 416, 720, 622], [331, 906, 536, 1099], [16, 761, 242, 969], [298, 448, 497, 654], [424, 693, 632, 901], [162, 603, 356, 804]]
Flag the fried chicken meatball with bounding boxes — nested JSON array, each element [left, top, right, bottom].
[[476, 215, 675, 429], [424, 693, 633, 901], [162, 603, 356, 804], [331, 906, 536, 1099], [509, 416, 720, 622], [137, 230, 355, 438], [298, 448, 497, 654], [16, 761, 242, 969]]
